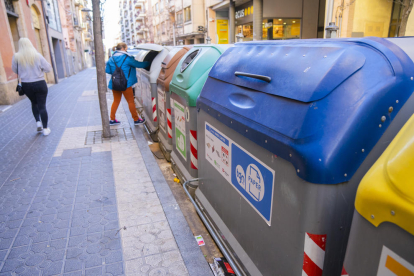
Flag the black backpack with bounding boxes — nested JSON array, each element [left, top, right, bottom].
[[111, 56, 128, 91]]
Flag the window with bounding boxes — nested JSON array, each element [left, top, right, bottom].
[[176, 12, 183, 25], [154, 3, 158, 14], [162, 22, 165, 34], [267, 19, 301, 40], [184, 6, 191, 22], [160, 0, 164, 12]]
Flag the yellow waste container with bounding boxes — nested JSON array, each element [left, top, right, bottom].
[[343, 114, 414, 275]]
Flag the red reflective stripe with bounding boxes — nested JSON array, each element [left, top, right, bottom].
[[190, 130, 197, 140], [307, 233, 326, 251], [191, 162, 197, 169], [191, 143, 198, 160], [341, 266, 348, 276], [303, 252, 323, 276]]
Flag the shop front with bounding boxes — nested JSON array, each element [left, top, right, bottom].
[[235, 1, 302, 42]]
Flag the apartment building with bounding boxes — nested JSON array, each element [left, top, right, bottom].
[[119, 0, 147, 46], [62, 0, 94, 74], [0, 0, 55, 104], [0, 0, 95, 105]]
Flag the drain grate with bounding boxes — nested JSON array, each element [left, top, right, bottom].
[[85, 128, 135, 145]]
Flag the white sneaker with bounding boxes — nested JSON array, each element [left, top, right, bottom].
[[43, 128, 51, 136], [36, 121, 43, 132]]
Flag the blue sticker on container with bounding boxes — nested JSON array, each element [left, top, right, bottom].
[[231, 143, 275, 225]]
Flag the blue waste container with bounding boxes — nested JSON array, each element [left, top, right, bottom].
[[195, 37, 414, 276]]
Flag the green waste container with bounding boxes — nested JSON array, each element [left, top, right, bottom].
[[170, 44, 231, 183]]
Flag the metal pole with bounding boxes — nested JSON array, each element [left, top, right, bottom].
[[173, 24, 176, 46], [92, 0, 111, 138], [40, 0, 58, 84], [324, 0, 335, 38], [253, 0, 263, 41], [229, 0, 235, 44]]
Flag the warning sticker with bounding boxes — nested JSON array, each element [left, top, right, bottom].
[[174, 101, 186, 160], [205, 122, 275, 225], [157, 86, 166, 133], [377, 246, 414, 276], [205, 123, 231, 183]]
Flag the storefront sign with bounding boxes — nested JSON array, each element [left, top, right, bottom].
[[235, 5, 253, 19], [234, 1, 253, 25], [217, 19, 228, 44]]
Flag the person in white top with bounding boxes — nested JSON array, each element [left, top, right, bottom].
[[12, 38, 52, 136]]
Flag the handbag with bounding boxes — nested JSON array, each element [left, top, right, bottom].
[[15, 62, 24, 96]]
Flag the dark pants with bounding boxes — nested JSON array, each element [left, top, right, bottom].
[[22, 80, 49, 128]]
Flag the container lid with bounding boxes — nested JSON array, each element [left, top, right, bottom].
[[162, 46, 192, 70], [198, 37, 414, 184], [170, 45, 231, 98], [135, 43, 164, 52], [209, 45, 365, 102], [157, 46, 192, 90], [355, 114, 414, 236]]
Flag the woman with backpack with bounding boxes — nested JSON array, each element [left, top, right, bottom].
[[12, 38, 52, 136], [105, 42, 149, 125]]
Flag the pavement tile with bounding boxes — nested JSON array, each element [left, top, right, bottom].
[[0, 70, 205, 276]]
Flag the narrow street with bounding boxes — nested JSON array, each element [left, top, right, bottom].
[[0, 68, 211, 276]]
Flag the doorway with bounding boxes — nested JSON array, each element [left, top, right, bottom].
[[7, 15, 20, 51], [52, 38, 65, 79]]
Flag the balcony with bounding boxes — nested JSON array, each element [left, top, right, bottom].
[[84, 32, 93, 41], [168, 3, 175, 13]]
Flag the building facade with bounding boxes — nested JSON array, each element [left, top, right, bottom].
[[0, 0, 54, 104], [114, 0, 326, 46], [0, 0, 96, 105], [206, 0, 325, 44], [326, 0, 414, 38]]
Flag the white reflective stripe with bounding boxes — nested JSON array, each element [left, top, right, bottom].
[[302, 270, 309, 276], [190, 133, 197, 150], [152, 98, 157, 119], [304, 234, 325, 270], [191, 153, 198, 168], [168, 127, 172, 136]]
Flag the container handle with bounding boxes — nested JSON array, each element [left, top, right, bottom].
[[235, 71, 271, 83]]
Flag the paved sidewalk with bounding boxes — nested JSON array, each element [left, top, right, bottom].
[[0, 69, 211, 276]]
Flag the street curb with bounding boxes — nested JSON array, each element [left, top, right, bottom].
[[122, 98, 213, 276]]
